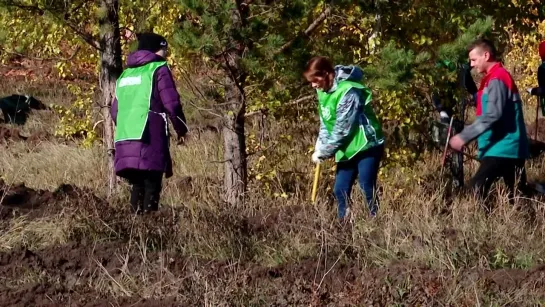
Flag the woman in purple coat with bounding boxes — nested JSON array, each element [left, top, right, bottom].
[[111, 33, 188, 214]]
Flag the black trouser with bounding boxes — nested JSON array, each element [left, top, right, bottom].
[[124, 170, 163, 214], [468, 157, 527, 205]]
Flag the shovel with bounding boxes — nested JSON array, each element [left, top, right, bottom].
[[311, 163, 321, 204]]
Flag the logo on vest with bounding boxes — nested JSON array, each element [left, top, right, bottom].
[[119, 76, 142, 87], [321, 106, 332, 121]]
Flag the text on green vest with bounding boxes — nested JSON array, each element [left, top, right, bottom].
[[114, 61, 167, 142]]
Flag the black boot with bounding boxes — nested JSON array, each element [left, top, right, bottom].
[[143, 171, 163, 213], [130, 184, 145, 215]]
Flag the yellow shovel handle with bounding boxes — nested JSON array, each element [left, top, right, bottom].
[[311, 163, 321, 203]]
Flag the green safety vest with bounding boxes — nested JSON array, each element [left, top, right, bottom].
[[114, 61, 167, 142], [317, 80, 384, 162]]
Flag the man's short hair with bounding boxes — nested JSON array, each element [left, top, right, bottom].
[[467, 38, 497, 60]]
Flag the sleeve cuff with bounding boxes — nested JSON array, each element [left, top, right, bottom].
[[457, 131, 474, 144]]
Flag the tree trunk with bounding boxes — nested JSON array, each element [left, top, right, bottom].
[[222, 66, 247, 206], [220, 1, 249, 206], [223, 114, 247, 206], [98, 0, 122, 197]]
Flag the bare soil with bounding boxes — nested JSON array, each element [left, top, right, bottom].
[[1, 182, 545, 306], [1, 241, 544, 306]]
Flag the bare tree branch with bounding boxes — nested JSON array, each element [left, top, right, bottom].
[[61, 19, 101, 50], [174, 66, 224, 118], [274, 6, 331, 55], [245, 94, 314, 118], [0, 45, 81, 61], [0, 0, 101, 50], [246, 140, 278, 156]]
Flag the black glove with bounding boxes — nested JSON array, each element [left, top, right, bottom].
[[528, 87, 545, 96]]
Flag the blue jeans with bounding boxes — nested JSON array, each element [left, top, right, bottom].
[[334, 144, 384, 219]]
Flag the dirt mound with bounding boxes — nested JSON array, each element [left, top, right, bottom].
[[0, 283, 179, 307], [243, 205, 310, 235], [0, 181, 100, 221], [2, 183, 543, 305], [1, 240, 545, 306], [245, 259, 545, 306], [0, 241, 182, 306], [0, 180, 184, 252], [0, 240, 216, 306]]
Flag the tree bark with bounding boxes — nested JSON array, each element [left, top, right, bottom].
[[217, 1, 249, 206], [98, 0, 122, 197], [222, 111, 247, 205], [222, 50, 247, 206]]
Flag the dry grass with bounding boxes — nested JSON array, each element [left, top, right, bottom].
[[0, 213, 72, 250], [1, 79, 545, 305], [0, 142, 107, 191]]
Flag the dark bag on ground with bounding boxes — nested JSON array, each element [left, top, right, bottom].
[[0, 95, 47, 125]]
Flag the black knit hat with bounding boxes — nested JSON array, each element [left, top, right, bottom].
[[136, 32, 168, 53]]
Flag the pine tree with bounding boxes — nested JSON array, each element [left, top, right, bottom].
[[174, 0, 333, 206], [438, 17, 493, 66], [360, 17, 493, 176]]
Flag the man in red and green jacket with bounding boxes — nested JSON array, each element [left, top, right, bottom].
[[449, 38, 529, 204]]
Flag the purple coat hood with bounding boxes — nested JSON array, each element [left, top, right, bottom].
[[111, 50, 188, 178]]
